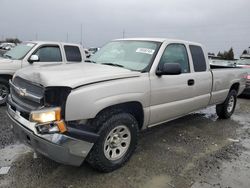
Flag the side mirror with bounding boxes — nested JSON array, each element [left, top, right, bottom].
[[156, 63, 182, 76], [28, 55, 39, 64]]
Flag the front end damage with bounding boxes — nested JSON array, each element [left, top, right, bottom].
[[6, 76, 98, 166]]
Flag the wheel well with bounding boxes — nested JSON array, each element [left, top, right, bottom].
[[96, 102, 144, 130], [230, 83, 239, 94]]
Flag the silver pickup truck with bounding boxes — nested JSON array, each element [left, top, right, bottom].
[[0, 41, 86, 105], [7, 38, 247, 172]]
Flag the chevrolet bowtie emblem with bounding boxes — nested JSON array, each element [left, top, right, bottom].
[[18, 88, 27, 97]]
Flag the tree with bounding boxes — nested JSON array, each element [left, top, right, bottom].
[[226, 47, 234, 60], [217, 48, 234, 60], [242, 50, 248, 55], [217, 51, 223, 58], [5, 38, 21, 44]]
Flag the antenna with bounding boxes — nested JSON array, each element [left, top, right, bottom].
[[80, 24, 83, 45]]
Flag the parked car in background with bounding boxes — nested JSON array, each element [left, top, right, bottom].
[[84, 48, 91, 58], [237, 58, 250, 96], [7, 38, 247, 172], [209, 59, 237, 67], [0, 43, 16, 50], [237, 58, 250, 68], [88, 47, 100, 55], [0, 41, 86, 105]]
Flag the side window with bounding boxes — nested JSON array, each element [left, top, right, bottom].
[[159, 44, 190, 73], [189, 45, 207, 72], [64, 45, 82, 62], [34, 46, 62, 62]]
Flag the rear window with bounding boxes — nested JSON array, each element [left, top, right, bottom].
[[64, 45, 82, 62], [189, 45, 207, 72]]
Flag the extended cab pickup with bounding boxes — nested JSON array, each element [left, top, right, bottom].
[[7, 38, 247, 172], [0, 41, 86, 104]]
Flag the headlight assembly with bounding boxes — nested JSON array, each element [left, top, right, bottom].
[[30, 107, 61, 123]]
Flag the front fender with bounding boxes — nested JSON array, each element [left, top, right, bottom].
[[65, 75, 150, 121], [0, 70, 15, 75]]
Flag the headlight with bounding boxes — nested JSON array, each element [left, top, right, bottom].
[[30, 107, 61, 123], [36, 120, 67, 134]]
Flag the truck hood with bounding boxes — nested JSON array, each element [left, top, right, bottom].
[[15, 63, 141, 88], [0, 57, 13, 63], [0, 58, 21, 72]]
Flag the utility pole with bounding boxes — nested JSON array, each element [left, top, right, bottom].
[[122, 29, 125, 38], [35, 33, 38, 40], [66, 32, 69, 42], [80, 24, 83, 45]]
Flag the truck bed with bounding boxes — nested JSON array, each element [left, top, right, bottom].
[[209, 67, 247, 105]]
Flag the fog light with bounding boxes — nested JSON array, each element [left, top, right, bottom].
[[36, 121, 67, 134], [36, 123, 59, 134], [30, 107, 61, 123]]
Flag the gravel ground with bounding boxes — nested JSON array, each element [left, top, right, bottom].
[[0, 98, 250, 188]]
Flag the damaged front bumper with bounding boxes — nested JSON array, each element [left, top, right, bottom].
[[7, 103, 97, 166]]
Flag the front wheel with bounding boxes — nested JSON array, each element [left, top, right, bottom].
[[0, 79, 9, 106], [216, 90, 237, 119], [87, 112, 138, 172]]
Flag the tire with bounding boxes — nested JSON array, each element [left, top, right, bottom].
[[0, 78, 9, 106], [216, 90, 237, 119], [86, 110, 139, 172]]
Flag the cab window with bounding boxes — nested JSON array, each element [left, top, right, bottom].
[[159, 44, 190, 73], [189, 45, 207, 72], [64, 45, 82, 62], [34, 46, 62, 62]]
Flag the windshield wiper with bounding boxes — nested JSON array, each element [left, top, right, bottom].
[[101, 63, 124, 68], [85, 60, 96, 63], [3, 54, 12, 59]]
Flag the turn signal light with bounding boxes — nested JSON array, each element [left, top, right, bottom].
[[56, 120, 67, 133]]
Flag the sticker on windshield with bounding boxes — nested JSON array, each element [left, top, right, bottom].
[[26, 43, 35, 47], [136, 48, 155, 55]]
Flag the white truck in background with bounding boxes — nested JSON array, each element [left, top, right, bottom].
[[0, 41, 86, 104]]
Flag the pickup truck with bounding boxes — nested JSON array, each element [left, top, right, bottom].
[[7, 38, 247, 172], [0, 41, 86, 105], [237, 58, 250, 95]]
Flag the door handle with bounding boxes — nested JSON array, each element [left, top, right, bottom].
[[187, 79, 195, 86]]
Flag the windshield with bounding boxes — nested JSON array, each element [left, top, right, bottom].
[[237, 59, 250, 65], [3, 42, 36, 60], [90, 41, 160, 71]]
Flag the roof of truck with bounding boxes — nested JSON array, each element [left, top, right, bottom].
[[24, 41, 82, 46], [115, 38, 202, 46]]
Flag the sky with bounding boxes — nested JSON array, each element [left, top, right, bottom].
[[1, 0, 250, 57]]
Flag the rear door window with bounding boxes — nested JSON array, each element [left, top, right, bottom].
[[189, 45, 207, 72], [64, 45, 82, 62], [34, 46, 62, 62]]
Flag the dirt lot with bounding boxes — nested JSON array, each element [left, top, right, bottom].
[[0, 98, 250, 188]]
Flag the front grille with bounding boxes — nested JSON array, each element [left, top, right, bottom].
[[10, 76, 44, 110], [246, 80, 250, 87]]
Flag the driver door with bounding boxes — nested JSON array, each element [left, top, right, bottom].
[[26, 45, 63, 66], [149, 43, 194, 126]]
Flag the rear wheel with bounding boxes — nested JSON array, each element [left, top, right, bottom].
[[216, 90, 237, 119], [87, 111, 138, 172], [0, 79, 9, 106]]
